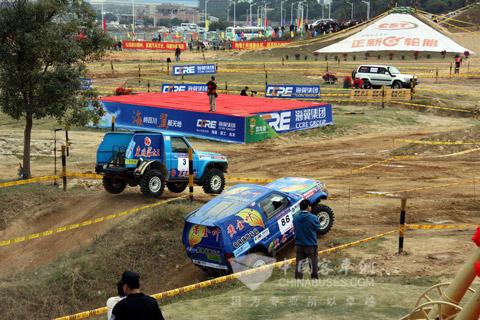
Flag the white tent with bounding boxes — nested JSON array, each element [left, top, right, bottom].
[[315, 13, 472, 55]]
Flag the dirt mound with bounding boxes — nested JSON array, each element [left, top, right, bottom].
[[391, 125, 480, 156]]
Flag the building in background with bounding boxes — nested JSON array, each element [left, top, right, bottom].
[[198, 0, 231, 20]]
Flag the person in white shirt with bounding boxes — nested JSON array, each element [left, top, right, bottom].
[[106, 281, 125, 320]]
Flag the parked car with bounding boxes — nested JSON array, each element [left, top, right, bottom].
[[353, 65, 418, 89], [95, 132, 228, 197], [182, 177, 334, 274]]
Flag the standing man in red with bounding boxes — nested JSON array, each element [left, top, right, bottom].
[[206, 76, 217, 112]]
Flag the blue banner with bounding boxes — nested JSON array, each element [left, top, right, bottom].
[[172, 64, 216, 76], [161, 83, 208, 93], [265, 85, 321, 99], [259, 105, 333, 133], [99, 101, 246, 143]]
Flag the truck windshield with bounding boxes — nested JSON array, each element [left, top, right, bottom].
[[389, 67, 401, 74]]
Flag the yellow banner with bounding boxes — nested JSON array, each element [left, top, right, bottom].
[[350, 88, 412, 101]]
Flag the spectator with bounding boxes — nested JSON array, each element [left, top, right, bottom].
[[454, 54, 462, 74], [112, 271, 165, 320], [206, 76, 217, 112], [240, 86, 249, 96], [106, 281, 125, 320], [343, 76, 352, 89], [353, 77, 364, 89], [293, 200, 320, 279], [175, 46, 181, 62]]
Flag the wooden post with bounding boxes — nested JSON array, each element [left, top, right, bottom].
[[65, 130, 70, 157], [188, 148, 194, 202], [265, 70, 268, 87], [449, 62, 453, 76], [435, 68, 439, 83], [61, 145, 67, 192], [381, 85, 385, 109], [110, 60, 114, 74], [138, 64, 141, 79], [111, 115, 115, 132], [282, 57, 284, 66], [225, 81, 228, 94], [147, 80, 150, 93], [326, 61, 329, 72], [167, 61, 170, 75], [398, 198, 407, 254]]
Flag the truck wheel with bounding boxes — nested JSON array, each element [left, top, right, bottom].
[[103, 177, 126, 194], [140, 170, 165, 198], [167, 181, 188, 193], [312, 204, 335, 235], [202, 168, 225, 194], [392, 81, 402, 89]]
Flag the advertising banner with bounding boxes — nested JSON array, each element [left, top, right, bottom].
[[259, 104, 333, 134], [231, 41, 291, 50], [99, 102, 246, 143], [265, 85, 321, 99], [122, 40, 187, 51], [245, 116, 279, 143], [172, 64, 216, 76], [350, 88, 412, 101], [161, 83, 208, 93]]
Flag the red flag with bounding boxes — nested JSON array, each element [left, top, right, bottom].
[[103, 18, 107, 32]]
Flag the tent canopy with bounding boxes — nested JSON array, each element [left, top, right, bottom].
[[315, 13, 472, 55]]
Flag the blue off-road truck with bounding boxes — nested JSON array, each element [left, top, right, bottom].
[[95, 132, 228, 197]]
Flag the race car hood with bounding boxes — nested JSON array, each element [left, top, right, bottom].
[[266, 177, 328, 201], [196, 151, 227, 162]]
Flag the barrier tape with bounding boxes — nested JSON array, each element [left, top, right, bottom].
[[396, 139, 480, 146], [65, 172, 103, 179], [390, 101, 474, 114], [0, 175, 60, 189], [0, 196, 186, 248], [54, 229, 397, 320], [407, 224, 479, 230]]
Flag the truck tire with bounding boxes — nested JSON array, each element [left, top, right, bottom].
[[392, 81, 402, 89], [103, 177, 127, 194], [312, 204, 335, 235], [167, 181, 188, 193], [202, 168, 225, 194], [140, 169, 165, 198]]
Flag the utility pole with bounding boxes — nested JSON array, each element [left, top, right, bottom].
[[322, 3, 324, 19], [233, 0, 236, 27], [346, 1, 354, 19], [362, 0, 371, 20], [291, 2, 294, 25], [280, 0, 283, 27], [250, 0, 253, 26], [328, 2, 331, 19], [132, 0, 135, 37], [264, 2, 267, 27], [204, 0, 208, 31]]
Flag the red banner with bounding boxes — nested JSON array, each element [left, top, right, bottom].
[[122, 41, 187, 51], [231, 41, 291, 50]]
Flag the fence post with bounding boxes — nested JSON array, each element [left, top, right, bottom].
[[265, 70, 268, 87], [61, 145, 67, 192], [381, 86, 385, 109], [65, 130, 70, 157], [110, 60, 114, 74], [225, 81, 228, 94], [167, 61, 170, 75], [188, 148, 194, 202], [398, 198, 407, 254], [449, 62, 453, 76], [147, 80, 150, 93], [326, 61, 329, 72], [435, 68, 439, 83], [111, 115, 115, 132], [138, 64, 141, 79]]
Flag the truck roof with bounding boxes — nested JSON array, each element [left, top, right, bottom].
[[358, 65, 392, 68], [107, 131, 187, 138]]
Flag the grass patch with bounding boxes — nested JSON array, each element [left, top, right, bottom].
[[0, 200, 200, 320]]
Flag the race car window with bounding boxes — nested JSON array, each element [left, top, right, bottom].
[[171, 137, 189, 153], [260, 194, 289, 220], [358, 66, 369, 73]]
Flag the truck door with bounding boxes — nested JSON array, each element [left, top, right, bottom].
[[167, 136, 198, 180]]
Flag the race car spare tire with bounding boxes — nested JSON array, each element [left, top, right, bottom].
[[103, 177, 127, 194], [167, 181, 188, 193], [202, 168, 225, 194], [140, 169, 165, 198], [312, 204, 335, 235]]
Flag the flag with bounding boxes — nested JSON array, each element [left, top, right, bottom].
[[205, 19, 209, 32]]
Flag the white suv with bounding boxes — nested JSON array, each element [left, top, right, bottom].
[[353, 65, 418, 89]]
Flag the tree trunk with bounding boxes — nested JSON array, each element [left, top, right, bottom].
[[23, 113, 33, 179]]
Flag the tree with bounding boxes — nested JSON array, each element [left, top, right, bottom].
[[0, 0, 111, 178], [209, 20, 230, 31]]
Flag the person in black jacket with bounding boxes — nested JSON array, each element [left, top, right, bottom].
[[112, 271, 165, 320], [206, 76, 217, 111]]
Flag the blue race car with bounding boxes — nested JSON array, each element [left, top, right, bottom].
[[182, 177, 334, 274]]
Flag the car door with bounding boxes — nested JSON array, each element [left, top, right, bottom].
[[374, 67, 392, 87], [258, 193, 295, 253], [167, 136, 198, 181]]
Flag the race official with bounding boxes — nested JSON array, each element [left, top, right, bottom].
[[293, 199, 320, 279], [112, 271, 165, 320]]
